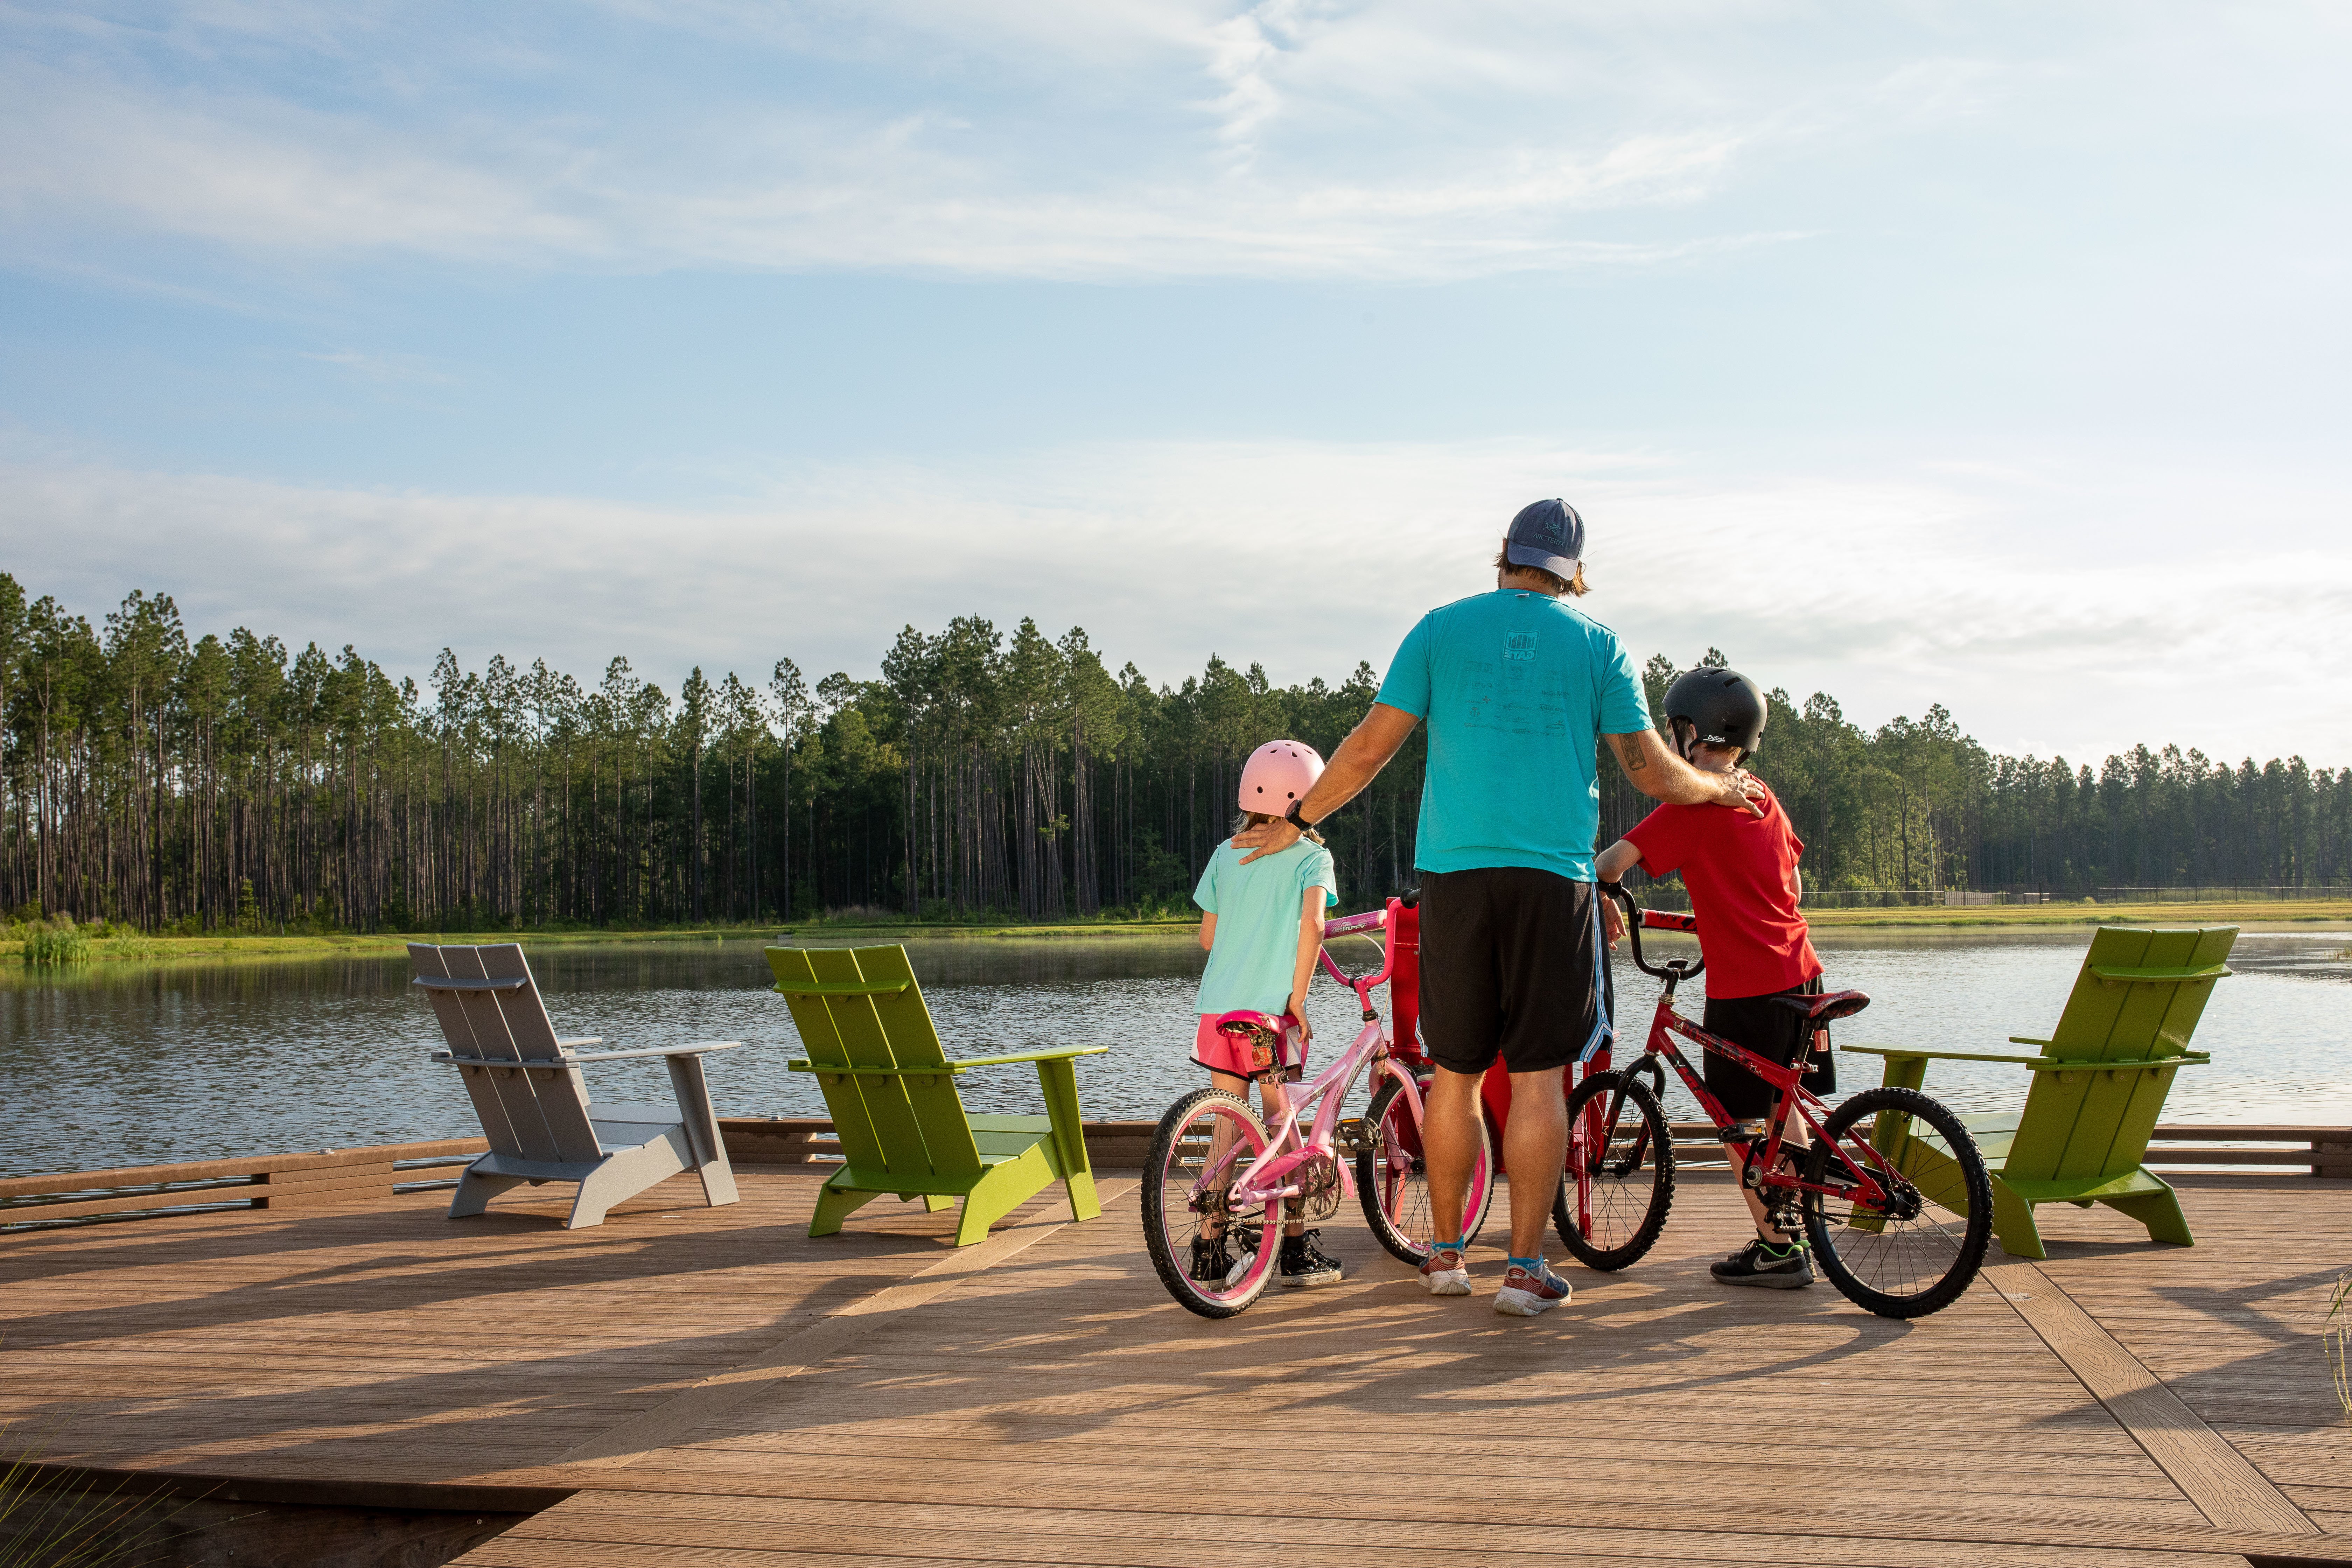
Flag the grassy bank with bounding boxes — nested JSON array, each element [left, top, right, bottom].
[[1800, 900, 2352, 929], [0, 916, 1202, 966], [5, 899, 2347, 969]]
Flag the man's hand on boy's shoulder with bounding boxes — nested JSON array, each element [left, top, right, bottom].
[[1716, 769, 1767, 817]]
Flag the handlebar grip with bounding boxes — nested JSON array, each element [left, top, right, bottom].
[[1640, 910, 1698, 933]]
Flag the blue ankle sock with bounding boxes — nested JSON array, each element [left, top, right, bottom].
[[1507, 1255, 1544, 1271]]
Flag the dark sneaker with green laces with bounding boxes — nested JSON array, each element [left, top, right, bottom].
[[1190, 1235, 1234, 1284], [1279, 1231, 1343, 1288], [1711, 1236, 1814, 1289]]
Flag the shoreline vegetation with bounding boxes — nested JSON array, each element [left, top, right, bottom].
[[6, 578, 2347, 948], [8, 899, 2350, 968]]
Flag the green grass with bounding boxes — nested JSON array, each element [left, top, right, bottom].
[[2330, 1268, 2352, 1423], [1801, 899, 2352, 929], [16, 926, 90, 966], [2, 897, 2344, 972]]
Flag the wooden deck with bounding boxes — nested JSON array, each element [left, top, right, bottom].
[[3, 1168, 2348, 1567]]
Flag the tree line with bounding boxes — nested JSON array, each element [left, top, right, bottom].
[[1, 574, 2345, 933]]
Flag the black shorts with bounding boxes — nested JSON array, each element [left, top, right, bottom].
[[1702, 976, 1834, 1120], [1418, 867, 1611, 1077]]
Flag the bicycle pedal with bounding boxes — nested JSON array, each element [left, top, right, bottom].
[[1335, 1118, 1373, 1157]]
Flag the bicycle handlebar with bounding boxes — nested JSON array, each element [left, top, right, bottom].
[[1596, 880, 1704, 982], [1316, 889, 1418, 1003]]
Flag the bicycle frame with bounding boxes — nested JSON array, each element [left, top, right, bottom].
[[1573, 892, 1897, 1232], [1200, 898, 1424, 1214]]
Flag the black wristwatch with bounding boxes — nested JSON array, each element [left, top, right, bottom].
[[1284, 798, 1316, 833]]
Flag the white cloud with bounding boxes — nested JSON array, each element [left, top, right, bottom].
[[0, 1, 2030, 280], [6, 439, 2345, 767]]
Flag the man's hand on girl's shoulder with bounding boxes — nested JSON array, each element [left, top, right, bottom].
[[1232, 818, 1301, 865]]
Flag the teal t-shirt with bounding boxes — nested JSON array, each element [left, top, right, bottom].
[[1192, 839, 1339, 1015], [1374, 589, 1651, 881]]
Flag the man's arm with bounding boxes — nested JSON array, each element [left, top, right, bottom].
[[1232, 702, 1419, 863], [1607, 729, 1765, 817]]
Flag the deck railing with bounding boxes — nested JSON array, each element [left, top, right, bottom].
[[4, 1119, 2345, 1232]]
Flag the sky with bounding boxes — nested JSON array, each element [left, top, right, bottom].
[[1, 1, 2347, 766]]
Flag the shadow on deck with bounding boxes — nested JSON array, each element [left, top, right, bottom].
[[2, 1168, 2348, 1568]]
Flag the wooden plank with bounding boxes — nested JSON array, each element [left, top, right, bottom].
[[1982, 1257, 2318, 1533], [0, 1187, 261, 1223], [461, 1491, 2352, 1566], [0, 1140, 488, 1199], [5, 1162, 2344, 1568], [545, 1178, 1134, 1465]]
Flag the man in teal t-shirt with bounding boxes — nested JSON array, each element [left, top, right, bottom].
[[1234, 499, 1762, 1318]]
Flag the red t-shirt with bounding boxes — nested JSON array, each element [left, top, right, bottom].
[[1622, 783, 1821, 999]]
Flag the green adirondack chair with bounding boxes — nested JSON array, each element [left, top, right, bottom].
[[1843, 925, 2233, 1260], [766, 944, 1105, 1246]]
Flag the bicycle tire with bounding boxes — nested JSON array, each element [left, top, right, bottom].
[[1801, 1086, 1994, 1319], [1142, 1087, 1279, 1319], [1555, 1069, 1676, 1270], [1355, 1073, 1494, 1267]]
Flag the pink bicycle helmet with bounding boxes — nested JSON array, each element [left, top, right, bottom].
[[1238, 739, 1324, 815]]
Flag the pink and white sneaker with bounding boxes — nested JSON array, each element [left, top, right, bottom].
[[1419, 1244, 1471, 1296], [1493, 1257, 1572, 1317]]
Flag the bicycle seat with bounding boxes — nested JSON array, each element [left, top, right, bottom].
[[1774, 989, 1870, 1022], [1214, 1009, 1288, 1038]]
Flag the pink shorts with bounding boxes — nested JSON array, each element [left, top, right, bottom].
[[1192, 1013, 1308, 1079]]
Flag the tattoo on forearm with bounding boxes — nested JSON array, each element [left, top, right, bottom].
[[1619, 735, 1647, 772]]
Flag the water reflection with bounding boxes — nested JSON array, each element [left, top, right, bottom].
[[2, 926, 2345, 1177]]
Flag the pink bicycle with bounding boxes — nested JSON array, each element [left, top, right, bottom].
[[1143, 892, 1497, 1318]]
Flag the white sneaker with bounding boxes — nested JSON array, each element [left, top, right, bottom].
[[1492, 1258, 1573, 1317], [1419, 1246, 1471, 1296]]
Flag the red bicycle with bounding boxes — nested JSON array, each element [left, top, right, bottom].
[[1558, 882, 1994, 1318], [1329, 892, 1500, 1266]]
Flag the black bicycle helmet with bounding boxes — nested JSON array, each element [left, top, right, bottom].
[[1664, 666, 1767, 759]]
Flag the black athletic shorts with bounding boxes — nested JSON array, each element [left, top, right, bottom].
[[1702, 975, 1834, 1120], [1418, 867, 1611, 1077]]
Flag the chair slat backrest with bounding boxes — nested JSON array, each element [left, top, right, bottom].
[[2007, 925, 2236, 1184], [767, 944, 982, 1183], [410, 942, 603, 1165]]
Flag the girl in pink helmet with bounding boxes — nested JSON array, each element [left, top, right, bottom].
[[1189, 740, 1343, 1290]]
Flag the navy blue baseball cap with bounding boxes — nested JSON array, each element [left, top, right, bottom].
[[1505, 498, 1584, 578]]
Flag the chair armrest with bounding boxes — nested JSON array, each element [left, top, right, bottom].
[[557, 1037, 604, 1050], [436, 1042, 738, 1069], [567, 1042, 742, 1063], [948, 1046, 1111, 1069], [434, 1053, 578, 1072], [2089, 964, 2231, 983], [2008, 1037, 2053, 1049], [2025, 1053, 2210, 1073], [1841, 1045, 2051, 1066], [786, 1046, 1106, 1077]]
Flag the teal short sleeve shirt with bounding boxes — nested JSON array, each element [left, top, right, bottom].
[[1374, 589, 1651, 881], [1192, 839, 1338, 1016]]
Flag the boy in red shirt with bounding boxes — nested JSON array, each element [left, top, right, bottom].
[[1596, 667, 1827, 1289]]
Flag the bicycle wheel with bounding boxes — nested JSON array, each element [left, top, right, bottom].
[[1555, 1068, 1676, 1270], [1356, 1073, 1494, 1267], [1801, 1086, 1994, 1319], [1143, 1087, 1279, 1319]]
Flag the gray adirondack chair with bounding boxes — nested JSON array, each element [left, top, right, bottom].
[[411, 943, 741, 1228]]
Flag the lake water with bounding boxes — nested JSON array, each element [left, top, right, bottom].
[[3, 928, 2347, 1178]]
